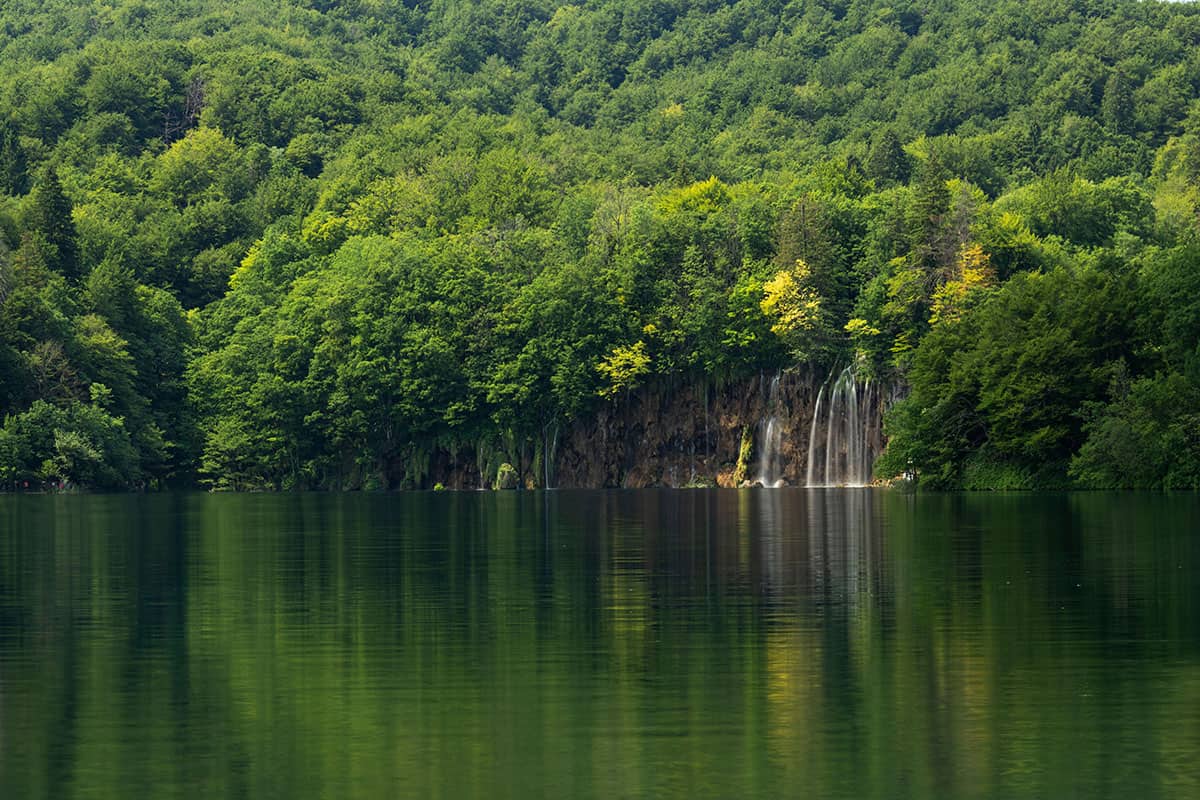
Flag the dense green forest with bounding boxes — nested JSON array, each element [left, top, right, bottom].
[[0, 0, 1199, 490]]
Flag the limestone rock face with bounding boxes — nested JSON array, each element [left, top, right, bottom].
[[552, 368, 876, 488], [417, 368, 894, 490]]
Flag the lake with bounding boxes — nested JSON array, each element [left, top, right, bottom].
[[0, 490, 1197, 798]]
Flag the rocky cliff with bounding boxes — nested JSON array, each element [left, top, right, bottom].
[[423, 367, 891, 490]]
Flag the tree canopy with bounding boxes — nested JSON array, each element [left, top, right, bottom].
[[1, 0, 1199, 489]]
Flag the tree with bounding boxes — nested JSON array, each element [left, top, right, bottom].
[[26, 165, 80, 281], [928, 244, 995, 326], [0, 398, 139, 488], [760, 259, 822, 358], [465, 148, 555, 227], [0, 236, 11, 306], [597, 340, 651, 399], [1072, 370, 1200, 490], [0, 118, 27, 196], [907, 151, 951, 274], [150, 127, 243, 207], [867, 128, 911, 186], [878, 265, 1138, 488], [1101, 69, 1134, 136], [775, 193, 850, 320]]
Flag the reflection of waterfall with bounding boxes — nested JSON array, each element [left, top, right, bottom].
[[757, 487, 784, 592], [806, 366, 882, 487], [756, 373, 784, 488], [805, 487, 877, 607]]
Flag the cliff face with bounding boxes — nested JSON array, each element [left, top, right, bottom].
[[424, 367, 890, 490], [554, 369, 818, 488]]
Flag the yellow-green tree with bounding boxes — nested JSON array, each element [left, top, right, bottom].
[[929, 244, 996, 326], [760, 259, 822, 358], [597, 340, 650, 399]]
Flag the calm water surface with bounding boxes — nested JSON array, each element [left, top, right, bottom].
[[0, 490, 1197, 799]]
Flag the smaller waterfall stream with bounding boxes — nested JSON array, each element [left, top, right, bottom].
[[756, 373, 784, 487], [543, 422, 558, 489], [805, 383, 825, 487]]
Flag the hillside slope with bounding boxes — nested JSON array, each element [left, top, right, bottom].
[[1, 0, 1199, 489]]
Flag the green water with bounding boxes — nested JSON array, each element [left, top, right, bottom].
[[0, 490, 1197, 799]]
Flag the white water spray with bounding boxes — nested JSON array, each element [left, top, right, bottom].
[[756, 373, 785, 487], [806, 366, 881, 487], [805, 382, 825, 487]]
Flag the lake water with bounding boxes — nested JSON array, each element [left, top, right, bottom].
[[0, 490, 1197, 798]]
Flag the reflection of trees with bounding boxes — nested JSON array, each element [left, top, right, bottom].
[[0, 491, 1197, 798]]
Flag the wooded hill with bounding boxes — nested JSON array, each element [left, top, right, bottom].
[[1, 0, 1199, 489]]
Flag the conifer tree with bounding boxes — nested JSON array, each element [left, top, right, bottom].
[[0, 119, 26, 196], [908, 151, 951, 274], [867, 128, 911, 186], [1101, 69, 1134, 135], [26, 165, 79, 281]]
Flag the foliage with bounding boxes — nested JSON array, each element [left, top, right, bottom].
[[0, 0, 1199, 489], [760, 260, 822, 358], [879, 265, 1139, 488], [0, 398, 138, 488], [732, 425, 753, 487], [1071, 370, 1200, 490], [928, 244, 995, 326], [597, 341, 651, 400]]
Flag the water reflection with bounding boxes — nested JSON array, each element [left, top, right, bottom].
[[0, 491, 1197, 798]]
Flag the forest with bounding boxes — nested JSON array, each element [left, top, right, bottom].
[[0, 0, 1199, 490]]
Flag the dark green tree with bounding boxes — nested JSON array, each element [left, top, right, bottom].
[[1101, 69, 1134, 136], [908, 151, 951, 273], [0, 119, 27, 196], [866, 128, 911, 186], [26, 165, 80, 281]]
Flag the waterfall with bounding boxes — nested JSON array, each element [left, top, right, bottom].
[[806, 365, 881, 487], [756, 372, 784, 487], [543, 422, 558, 489], [805, 382, 825, 487]]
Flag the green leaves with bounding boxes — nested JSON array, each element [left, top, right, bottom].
[[760, 260, 822, 358], [597, 340, 650, 399], [151, 128, 243, 207], [879, 264, 1139, 488], [25, 165, 78, 280], [2, 0, 1200, 490], [1072, 371, 1200, 490], [0, 399, 139, 488]]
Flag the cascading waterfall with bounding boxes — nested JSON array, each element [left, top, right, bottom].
[[756, 372, 784, 487], [806, 365, 881, 487], [805, 382, 825, 487]]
